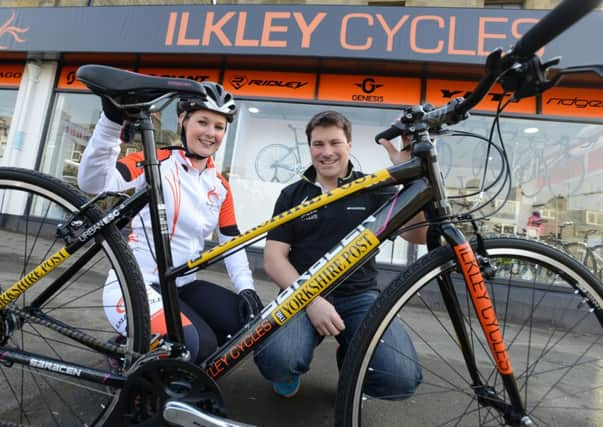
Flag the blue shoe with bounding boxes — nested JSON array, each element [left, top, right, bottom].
[[272, 376, 300, 398]]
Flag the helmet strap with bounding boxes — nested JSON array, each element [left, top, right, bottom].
[[180, 128, 209, 161]]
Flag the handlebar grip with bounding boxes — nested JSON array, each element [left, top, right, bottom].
[[375, 125, 403, 143], [512, 0, 601, 59]]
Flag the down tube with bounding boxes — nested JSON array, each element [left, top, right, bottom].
[[202, 179, 433, 381]]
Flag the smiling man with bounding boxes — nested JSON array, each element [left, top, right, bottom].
[[254, 110, 425, 399]]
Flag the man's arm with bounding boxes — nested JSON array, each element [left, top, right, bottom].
[[264, 239, 345, 336]]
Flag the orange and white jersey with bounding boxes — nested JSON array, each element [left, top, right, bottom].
[[79, 114, 254, 333]]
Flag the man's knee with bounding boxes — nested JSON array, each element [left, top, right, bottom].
[[254, 336, 313, 381]]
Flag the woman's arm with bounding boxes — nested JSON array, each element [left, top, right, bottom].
[[77, 114, 137, 194]]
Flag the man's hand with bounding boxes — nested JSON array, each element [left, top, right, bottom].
[[306, 296, 345, 336], [378, 134, 412, 165]]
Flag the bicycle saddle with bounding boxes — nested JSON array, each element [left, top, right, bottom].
[[76, 64, 205, 105]]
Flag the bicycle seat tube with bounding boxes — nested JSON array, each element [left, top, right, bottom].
[[137, 112, 186, 348]]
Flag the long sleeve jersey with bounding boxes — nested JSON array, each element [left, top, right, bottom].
[[77, 114, 254, 293]]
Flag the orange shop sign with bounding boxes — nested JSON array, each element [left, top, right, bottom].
[[318, 74, 420, 106], [425, 79, 536, 114], [0, 63, 24, 88], [222, 70, 316, 100], [57, 65, 98, 91], [542, 87, 603, 119], [137, 67, 220, 83]]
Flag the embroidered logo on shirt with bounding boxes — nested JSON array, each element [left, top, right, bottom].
[[301, 211, 318, 222], [207, 188, 219, 205]]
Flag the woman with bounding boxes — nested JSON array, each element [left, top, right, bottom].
[[77, 81, 262, 363]]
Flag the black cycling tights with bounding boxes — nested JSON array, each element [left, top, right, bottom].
[[155, 280, 244, 364]]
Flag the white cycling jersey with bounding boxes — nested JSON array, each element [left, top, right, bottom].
[[78, 114, 254, 334]]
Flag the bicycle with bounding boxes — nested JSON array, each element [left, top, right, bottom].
[[254, 123, 362, 183], [0, 1, 602, 426], [538, 223, 600, 276]]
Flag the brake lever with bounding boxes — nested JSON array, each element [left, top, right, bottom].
[[499, 55, 560, 101]]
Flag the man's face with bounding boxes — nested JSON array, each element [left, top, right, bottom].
[[309, 125, 351, 181]]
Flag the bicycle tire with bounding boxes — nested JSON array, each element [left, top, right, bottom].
[[0, 167, 150, 427], [336, 236, 603, 426], [562, 242, 597, 276], [255, 144, 299, 183]]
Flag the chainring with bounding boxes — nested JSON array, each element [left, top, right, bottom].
[[109, 357, 226, 426]]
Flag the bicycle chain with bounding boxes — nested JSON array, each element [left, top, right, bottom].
[[4, 304, 141, 359]]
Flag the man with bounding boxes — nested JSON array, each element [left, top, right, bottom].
[[254, 110, 424, 399]]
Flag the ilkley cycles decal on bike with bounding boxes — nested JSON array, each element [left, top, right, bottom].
[[0, 248, 70, 308], [454, 242, 513, 375], [0, 11, 28, 50], [271, 227, 380, 325], [206, 319, 273, 378]]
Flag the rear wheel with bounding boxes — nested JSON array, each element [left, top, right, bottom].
[[0, 167, 149, 426], [336, 236, 603, 426]]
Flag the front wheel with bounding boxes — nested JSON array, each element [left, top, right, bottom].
[[0, 167, 150, 426], [336, 236, 603, 426]]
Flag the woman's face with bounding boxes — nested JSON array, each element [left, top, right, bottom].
[[180, 109, 228, 158]]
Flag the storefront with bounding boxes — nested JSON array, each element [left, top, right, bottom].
[[1, 4, 602, 267]]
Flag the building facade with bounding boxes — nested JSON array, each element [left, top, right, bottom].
[[1, 1, 602, 268]]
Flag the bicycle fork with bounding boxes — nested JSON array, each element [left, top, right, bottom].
[[435, 224, 532, 426]]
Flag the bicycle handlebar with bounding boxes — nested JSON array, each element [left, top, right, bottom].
[[512, 0, 601, 60], [375, 0, 602, 143]]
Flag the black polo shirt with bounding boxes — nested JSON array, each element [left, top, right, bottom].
[[267, 165, 395, 296]]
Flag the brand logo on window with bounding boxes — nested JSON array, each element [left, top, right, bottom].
[[354, 78, 383, 94], [229, 75, 309, 90], [440, 89, 508, 102], [0, 10, 28, 49], [546, 97, 602, 109]]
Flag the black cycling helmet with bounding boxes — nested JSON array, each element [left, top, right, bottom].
[[177, 81, 237, 122]]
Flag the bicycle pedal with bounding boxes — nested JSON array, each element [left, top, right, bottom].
[[163, 400, 256, 427]]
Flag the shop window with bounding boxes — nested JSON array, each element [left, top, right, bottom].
[[38, 92, 180, 188], [0, 90, 17, 159], [34, 91, 603, 265]]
